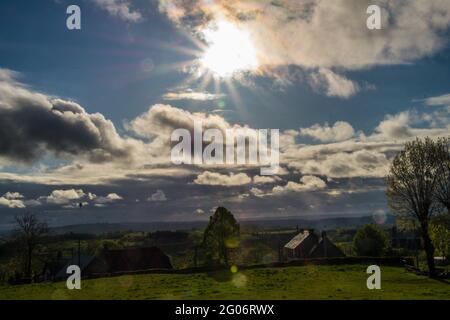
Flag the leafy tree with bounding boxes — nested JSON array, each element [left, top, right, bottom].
[[352, 224, 387, 257], [435, 137, 450, 214], [203, 207, 240, 266], [386, 137, 441, 277], [429, 215, 450, 259], [14, 213, 48, 277]]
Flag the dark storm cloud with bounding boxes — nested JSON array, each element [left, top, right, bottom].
[[0, 73, 140, 164]]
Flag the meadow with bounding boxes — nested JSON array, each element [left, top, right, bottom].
[[0, 264, 448, 300]]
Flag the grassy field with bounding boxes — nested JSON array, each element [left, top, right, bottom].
[[0, 264, 448, 300]]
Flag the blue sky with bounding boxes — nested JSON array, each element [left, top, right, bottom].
[[0, 0, 449, 228]]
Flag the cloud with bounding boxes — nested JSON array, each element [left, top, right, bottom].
[[375, 111, 412, 139], [41, 189, 123, 207], [0, 191, 25, 208], [272, 175, 327, 195], [125, 104, 265, 168], [159, 0, 450, 92], [44, 189, 85, 205], [147, 189, 167, 202], [0, 197, 25, 209], [300, 121, 355, 142], [168, 0, 450, 70], [127, 104, 232, 138], [92, 193, 124, 204], [253, 175, 280, 185], [163, 90, 225, 101], [250, 175, 327, 197], [0, 68, 20, 83], [290, 149, 391, 179], [309, 69, 360, 98], [93, 0, 143, 22], [250, 187, 265, 197], [194, 171, 251, 186], [424, 93, 450, 107], [0, 75, 141, 164], [3, 192, 24, 200]]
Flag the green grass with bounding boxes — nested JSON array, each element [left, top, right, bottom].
[[0, 265, 448, 300]]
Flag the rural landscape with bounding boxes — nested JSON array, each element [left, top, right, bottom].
[[1, 1, 450, 302], [1, 138, 450, 300]]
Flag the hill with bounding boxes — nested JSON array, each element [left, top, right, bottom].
[[38, 214, 394, 235], [0, 264, 447, 300]]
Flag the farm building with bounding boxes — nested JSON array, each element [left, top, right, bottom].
[[53, 254, 107, 280], [283, 229, 345, 260], [103, 246, 173, 272], [51, 246, 172, 280]]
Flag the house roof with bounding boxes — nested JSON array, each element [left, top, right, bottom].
[[308, 236, 345, 258], [103, 246, 173, 272], [284, 230, 313, 250], [55, 254, 96, 279]]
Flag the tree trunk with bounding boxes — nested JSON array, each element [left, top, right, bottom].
[[222, 242, 228, 266], [26, 245, 32, 278], [421, 225, 436, 278]]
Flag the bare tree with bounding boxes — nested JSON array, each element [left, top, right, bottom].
[[14, 213, 48, 278], [435, 137, 450, 214], [386, 137, 441, 277]]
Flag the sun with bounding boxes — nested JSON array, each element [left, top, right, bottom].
[[200, 21, 258, 78]]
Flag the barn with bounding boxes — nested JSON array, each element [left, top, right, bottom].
[[103, 246, 173, 272]]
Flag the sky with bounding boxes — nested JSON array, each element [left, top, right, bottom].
[[0, 0, 450, 229]]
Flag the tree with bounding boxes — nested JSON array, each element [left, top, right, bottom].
[[353, 224, 387, 257], [203, 207, 240, 266], [435, 137, 450, 214], [386, 137, 441, 277], [14, 213, 48, 278], [429, 215, 450, 259]]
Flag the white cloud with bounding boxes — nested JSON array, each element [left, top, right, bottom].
[[300, 121, 355, 142], [0, 191, 41, 209], [147, 189, 167, 202], [194, 208, 205, 214], [159, 0, 450, 90], [163, 90, 225, 101], [45, 189, 85, 205], [3, 192, 24, 200], [93, 0, 142, 22], [250, 187, 265, 197], [194, 171, 251, 186], [94, 193, 124, 204], [127, 104, 231, 138], [375, 111, 412, 139], [424, 93, 450, 107], [0, 68, 20, 83], [290, 149, 391, 179], [272, 175, 327, 195], [0, 197, 25, 208], [309, 69, 360, 98], [253, 175, 280, 185]]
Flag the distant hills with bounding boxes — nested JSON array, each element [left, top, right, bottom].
[[44, 214, 395, 235]]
